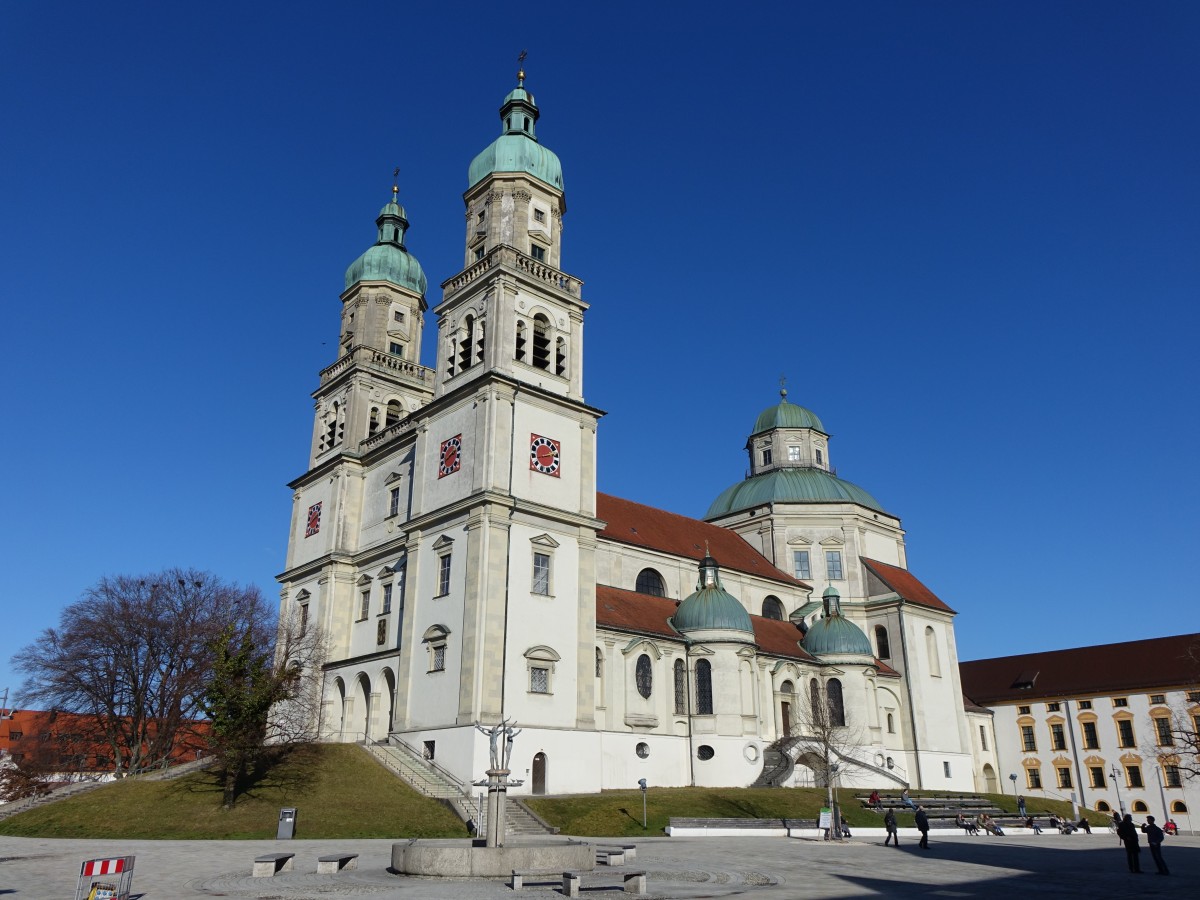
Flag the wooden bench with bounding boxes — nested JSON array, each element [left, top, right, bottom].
[[252, 852, 295, 877], [316, 852, 358, 874], [598, 843, 637, 860], [510, 868, 561, 890]]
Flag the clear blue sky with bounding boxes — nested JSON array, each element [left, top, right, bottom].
[[2, 2, 1197, 698]]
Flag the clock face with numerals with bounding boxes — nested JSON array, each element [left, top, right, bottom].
[[439, 434, 463, 478], [529, 434, 561, 477]]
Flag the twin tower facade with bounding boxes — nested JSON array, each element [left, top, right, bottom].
[[278, 77, 988, 796]]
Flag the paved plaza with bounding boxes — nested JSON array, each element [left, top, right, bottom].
[[1, 831, 1194, 898]]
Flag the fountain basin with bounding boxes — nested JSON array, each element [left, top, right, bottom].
[[391, 838, 595, 876]]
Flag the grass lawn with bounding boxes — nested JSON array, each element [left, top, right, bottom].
[[0, 744, 468, 840], [527, 787, 1105, 837]]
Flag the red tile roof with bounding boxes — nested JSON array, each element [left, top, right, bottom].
[[960, 633, 1200, 704], [875, 658, 902, 678], [597, 493, 809, 589], [861, 558, 955, 614], [596, 585, 682, 641], [749, 615, 815, 661]]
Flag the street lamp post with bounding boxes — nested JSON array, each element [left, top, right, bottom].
[[1008, 773, 1017, 805], [1154, 766, 1169, 824], [1110, 766, 1124, 815], [638, 778, 647, 830]]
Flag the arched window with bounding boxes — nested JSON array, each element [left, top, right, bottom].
[[595, 647, 603, 678], [555, 336, 567, 376], [635, 654, 653, 699], [1096, 800, 1111, 813], [514, 320, 527, 362], [673, 658, 686, 715], [810, 678, 825, 727], [458, 315, 475, 372], [1171, 801, 1188, 813], [762, 596, 784, 620], [696, 659, 713, 715], [886, 712, 895, 733], [531, 315, 551, 369], [368, 406, 380, 436], [925, 626, 942, 677], [636, 568, 666, 597], [1132, 800, 1149, 813], [780, 679, 794, 694], [826, 678, 845, 727], [875, 625, 891, 660], [385, 400, 402, 428]]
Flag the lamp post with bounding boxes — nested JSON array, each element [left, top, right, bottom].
[[830, 763, 842, 840], [1110, 766, 1124, 815], [638, 778, 647, 830], [1154, 765, 1169, 824], [1008, 773, 1017, 805]]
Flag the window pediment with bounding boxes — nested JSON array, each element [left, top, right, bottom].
[[622, 638, 661, 659], [786, 536, 813, 545], [422, 624, 451, 642], [530, 533, 561, 548], [524, 645, 560, 662], [432, 534, 455, 550], [819, 536, 845, 546], [357, 574, 373, 585], [294, 589, 311, 602], [385, 471, 405, 485]]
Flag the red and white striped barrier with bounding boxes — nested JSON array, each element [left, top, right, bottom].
[[74, 855, 135, 900]]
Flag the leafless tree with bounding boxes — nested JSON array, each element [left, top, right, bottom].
[[12, 570, 268, 777], [791, 674, 866, 839], [1163, 640, 1200, 782]]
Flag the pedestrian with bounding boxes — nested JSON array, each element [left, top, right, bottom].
[[916, 805, 930, 850], [1164, 819, 1178, 836], [901, 788, 915, 809], [884, 808, 898, 847], [840, 815, 852, 838], [1140, 816, 1169, 876], [1026, 815, 1042, 834], [1116, 814, 1142, 873], [1017, 795, 1027, 818], [1077, 816, 1091, 835], [868, 789, 881, 810]]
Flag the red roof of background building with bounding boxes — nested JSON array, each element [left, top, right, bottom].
[[597, 493, 810, 589], [959, 633, 1200, 704], [861, 557, 955, 614], [596, 585, 681, 640]]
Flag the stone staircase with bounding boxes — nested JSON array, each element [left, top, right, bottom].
[[752, 737, 909, 789], [505, 796, 558, 836]]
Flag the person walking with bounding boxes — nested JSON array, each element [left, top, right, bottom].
[[1141, 816, 1170, 876], [916, 805, 930, 850], [884, 808, 899, 847], [1017, 796, 1027, 818], [1116, 813, 1142, 873]]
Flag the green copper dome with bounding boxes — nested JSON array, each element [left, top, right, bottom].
[[802, 588, 872, 657], [344, 194, 427, 294], [673, 556, 754, 636], [706, 468, 885, 518], [753, 396, 825, 434], [468, 77, 564, 192]]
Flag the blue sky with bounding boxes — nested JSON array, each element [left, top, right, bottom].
[[2, 2, 1197, 697]]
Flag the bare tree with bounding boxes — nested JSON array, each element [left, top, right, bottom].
[[791, 674, 865, 840], [12, 570, 268, 777], [1163, 640, 1200, 783]]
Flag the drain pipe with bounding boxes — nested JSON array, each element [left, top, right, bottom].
[[896, 605, 924, 789], [1063, 699, 1087, 811]]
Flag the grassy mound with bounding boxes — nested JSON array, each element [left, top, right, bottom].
[[0, 744, 468, 840], [527, 787, 1103, 838]]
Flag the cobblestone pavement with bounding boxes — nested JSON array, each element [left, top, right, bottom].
[[1, 832, 1196, 898]]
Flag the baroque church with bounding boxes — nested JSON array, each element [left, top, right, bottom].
[[278, 73, 991, 796]]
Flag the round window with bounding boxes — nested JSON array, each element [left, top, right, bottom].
[[743, 743, 759, 763], [636, 742, 649, 759], [697, 745, 715, 761]]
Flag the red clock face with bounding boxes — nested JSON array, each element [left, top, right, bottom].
[[439, 435, 463, 478], [530, 434, 561, 477]]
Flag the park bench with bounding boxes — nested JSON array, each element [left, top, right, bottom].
[[252, 852, 295, 877], [597, 843, 637, 860], [563, 869, 648, 896], [316, 852, 359, 874]]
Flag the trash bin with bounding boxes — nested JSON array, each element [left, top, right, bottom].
[[277, 807, 297, 840]]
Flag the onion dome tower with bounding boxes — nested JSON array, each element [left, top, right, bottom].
[[802, 587, 872, 657], [344, 184, 428, 295], [673, 554, 754, 638]]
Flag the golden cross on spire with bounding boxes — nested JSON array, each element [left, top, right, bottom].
[[517, 49, 527, 86], [392, 167, 400, 201], [779, 373, 788, 401]]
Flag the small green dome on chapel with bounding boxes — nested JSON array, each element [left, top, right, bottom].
[[802, 588, 872, 657], [705, 469, 884, 518], [752, 394, 825, 434], [673, 555, 754, 636]]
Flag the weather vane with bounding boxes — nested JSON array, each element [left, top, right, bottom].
[[392, 167, 400, 200], [517, 49, 527, 85], [780, 374, 788, 401]]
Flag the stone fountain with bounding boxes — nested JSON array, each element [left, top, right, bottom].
[[390, 720, 594, 876]]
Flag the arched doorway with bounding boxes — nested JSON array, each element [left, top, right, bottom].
[[982, 763, 998, 793], [353, 673, 371, 741], [382, 668, 397, 735], [532, 752, 547, 795], [331, 677, 347, 741]]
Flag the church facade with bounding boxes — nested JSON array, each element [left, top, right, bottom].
[[278, 75, 989, 797]]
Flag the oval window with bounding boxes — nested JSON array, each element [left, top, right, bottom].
[[636, 742, 649, 759], [697, 745, 715, 761], [635, 654, 653, 699]]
